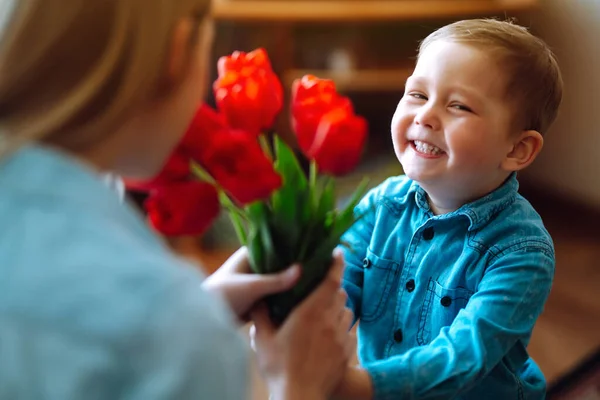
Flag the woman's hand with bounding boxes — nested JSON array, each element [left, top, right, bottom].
[[202, 247, 301, 322], [249, 250, 356, 400]]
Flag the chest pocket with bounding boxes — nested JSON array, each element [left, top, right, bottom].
[[360, 249, 399, 323], [417, 278, 473, 345]]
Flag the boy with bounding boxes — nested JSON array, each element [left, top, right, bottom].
[[336, 18, 563, 399]]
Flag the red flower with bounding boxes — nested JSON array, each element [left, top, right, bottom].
[[291, 75, 367, 176], [145, 181, 220, 236], [178, 103, 230, 163], [306, 108, 368, 176], [200, 130, 282, 205], [291, 75, 352, 153], [213, 48, 283, 136], [125, 149, 190, 191]]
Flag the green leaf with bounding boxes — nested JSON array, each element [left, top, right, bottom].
[[246, 226, 264, 274], [316, 178, 335, 223], [246, 201, 267, 222], [270, 135, 308, 252], [294, 232, 341, 295], [246, 202, 282, 274], [259, 220, 280, 274], [309, 160, 318, 212]]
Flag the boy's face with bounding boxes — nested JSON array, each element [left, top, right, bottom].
[[391, 41, 519, 205]]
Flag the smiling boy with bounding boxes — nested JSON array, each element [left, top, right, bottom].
[[336, 19, 563, 399]]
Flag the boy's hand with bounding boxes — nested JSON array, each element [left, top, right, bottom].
[[331, 365, 375, 400], [202, 247, 301, 322]]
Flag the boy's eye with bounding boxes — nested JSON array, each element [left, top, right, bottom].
[[408, 92, 427, 100], [450, 103, 472, 112]]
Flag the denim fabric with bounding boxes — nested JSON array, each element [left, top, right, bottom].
[[0, 145, 249, 400], [341, 173, 554, 400]]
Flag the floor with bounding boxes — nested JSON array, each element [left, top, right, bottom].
[[169, 179, 600, 399]]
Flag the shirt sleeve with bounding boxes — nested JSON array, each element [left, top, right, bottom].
[[364, 244, 555, 400], [122, 275, 250, 400], [0, 263, 250, 400], [339, 185, 379, 321]]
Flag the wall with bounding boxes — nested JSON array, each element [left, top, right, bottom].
[[520, 0, 600, 209]]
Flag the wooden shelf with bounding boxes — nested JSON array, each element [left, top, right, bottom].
[[213, 0, 539, 22], [283, 68, 413, 92]]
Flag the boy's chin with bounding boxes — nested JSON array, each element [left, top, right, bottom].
[[402, 167, 437, 184]]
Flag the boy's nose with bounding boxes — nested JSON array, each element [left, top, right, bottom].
[[415, 105, 441, 131]]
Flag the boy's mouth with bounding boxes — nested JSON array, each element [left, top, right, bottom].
[[411, 140, 445, 157]]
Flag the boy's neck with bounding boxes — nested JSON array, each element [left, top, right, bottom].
[[426, 197, 459, 215], [422, 173, 513, 216]]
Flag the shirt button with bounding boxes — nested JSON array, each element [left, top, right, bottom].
[[441, 296, 452, 307], [406, 279, 415, 292], [422, 227, 434, 240], [363, 258, 371, 268], [393, 329, 403, 343]]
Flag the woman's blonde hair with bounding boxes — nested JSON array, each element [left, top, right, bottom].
[[0, 0, 211, 158], [419, 18, 563, 135]]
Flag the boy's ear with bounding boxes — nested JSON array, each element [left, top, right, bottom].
[[501, 130, 544, 172]]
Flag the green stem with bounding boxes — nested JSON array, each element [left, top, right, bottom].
[[258, 133, 273, 161], [229, 210, 248, 245], [221, 201, 248, 222], [218, 191, 248, 245], [218, 191, 247, 220], [192, 160, 247, 219], [190, 161, 216, 184], [190, 161, 248, 245], [309, 159, 318, 211]]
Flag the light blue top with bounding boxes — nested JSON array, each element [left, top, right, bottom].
[[0, 145, 249, 399], [341, 174, 554, 399]]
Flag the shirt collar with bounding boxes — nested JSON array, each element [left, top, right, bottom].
[[409, 173, 519, 231]]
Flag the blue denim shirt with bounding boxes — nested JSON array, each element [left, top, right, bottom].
[[0, 145, 249, 399], [341, 173, 554, 400]]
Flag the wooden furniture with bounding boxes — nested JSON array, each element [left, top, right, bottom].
[[212, 0, 539, 22]]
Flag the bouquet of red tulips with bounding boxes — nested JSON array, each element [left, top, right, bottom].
[[127, 49, 369, 325]]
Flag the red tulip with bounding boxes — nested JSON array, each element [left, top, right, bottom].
[[178, 103, 230, 163], [200, 129, 282, 205], [291, 75, 367, 176], [307, 107, 368, 176], [213, 48, 283, 136], [145, 181, 220, 236]]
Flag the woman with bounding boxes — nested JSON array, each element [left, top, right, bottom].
[[0, 1, 354, 399]]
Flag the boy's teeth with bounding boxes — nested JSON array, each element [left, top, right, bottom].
[[414, 140, 442, 155]]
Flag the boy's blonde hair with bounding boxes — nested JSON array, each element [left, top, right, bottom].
[[419, 18, 563, 135], [0, 0, 211, 158]]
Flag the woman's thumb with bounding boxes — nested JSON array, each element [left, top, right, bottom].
[[250, 264, 301, 297]]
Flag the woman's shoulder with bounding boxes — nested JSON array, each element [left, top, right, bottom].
[[0, 184, 237, 345]]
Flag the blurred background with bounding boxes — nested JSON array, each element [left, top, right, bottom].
[[155, 0, 600, 398]]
